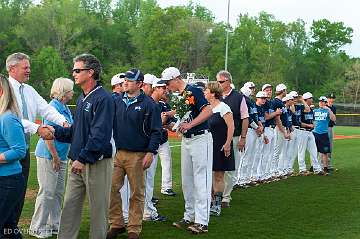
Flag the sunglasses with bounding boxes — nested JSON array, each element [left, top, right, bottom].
[[217, 80, 227, 84], [72, 68, 91, 74]]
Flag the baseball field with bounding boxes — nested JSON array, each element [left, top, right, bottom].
[[20, 126, 360, 239]]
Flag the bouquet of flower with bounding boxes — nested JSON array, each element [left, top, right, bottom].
[[169, 90, 194, 132]]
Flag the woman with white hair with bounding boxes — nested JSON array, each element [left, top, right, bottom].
[[30, 77, 74, 238], [0, 74, 26, 239]]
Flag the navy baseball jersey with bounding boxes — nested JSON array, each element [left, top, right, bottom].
[[272, 98, 289, 127], [183, 84, 209, 136], [264, 99, 275, 127]]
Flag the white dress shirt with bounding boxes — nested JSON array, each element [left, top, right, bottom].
[[9, 76, 66, 134]]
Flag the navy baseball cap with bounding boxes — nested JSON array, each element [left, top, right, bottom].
[[327, 93, 336, 99], [125, 68, 144, 81]]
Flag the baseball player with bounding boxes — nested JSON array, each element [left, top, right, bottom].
[[326, 93, 336, 170], [237, 86, 260, 186], [271, 84, 290, 178], [280, 94, 295, 176], [297, 92, 324, 175], [287, 91, 311, 175], [253, 91, 268, 182], [261, 84, 281, 182], [159, 67, 213, 234]]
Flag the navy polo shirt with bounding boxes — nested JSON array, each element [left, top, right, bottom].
[[183, 84, 209, 137]]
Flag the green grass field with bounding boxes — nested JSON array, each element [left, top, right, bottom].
[[20, 126, 360, 239]]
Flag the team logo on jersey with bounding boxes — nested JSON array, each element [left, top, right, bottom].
[[134, 106, 142, 111], [84, 102, 91, 112]]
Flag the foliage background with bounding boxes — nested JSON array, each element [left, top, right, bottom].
[[1, 0, 360, 104]]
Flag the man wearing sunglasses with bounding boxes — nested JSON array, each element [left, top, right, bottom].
[[48, 53, 115, 239], [216, 70, 249, 208]]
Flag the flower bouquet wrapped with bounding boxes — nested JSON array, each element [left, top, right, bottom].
[[169, 90, 194, 132]]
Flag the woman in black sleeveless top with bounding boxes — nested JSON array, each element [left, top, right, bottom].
[[204, 82, 234, 216]]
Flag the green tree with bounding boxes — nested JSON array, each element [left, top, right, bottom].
[[31, 46, 69, 100]]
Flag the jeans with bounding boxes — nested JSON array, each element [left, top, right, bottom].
[[0, 173, 25, 239]]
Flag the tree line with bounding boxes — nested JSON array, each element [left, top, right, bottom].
[[0, 0, 359, 106]]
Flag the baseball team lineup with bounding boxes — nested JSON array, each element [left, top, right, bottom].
[[0, 52, 338, 239]]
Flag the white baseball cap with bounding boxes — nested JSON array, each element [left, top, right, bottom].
[[244, 81, 255, 88], [143, 74, 157, 85], [303, 92, 313, 100], [111, 73, 125, 86], [288, 91, 299, 98], [161, 67, 181, 81], [275, 83, 287, 92], [262, 84, 272, 91], [256, 91, 267, 98], [152, 79, 166, 88], [240, 87, 252, 97], [319, 96, 328, 102], [283, 94, 294, 102]]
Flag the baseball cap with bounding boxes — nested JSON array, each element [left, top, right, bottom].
[[262, 84, 272, 91], [125, 68, 144, 81], [319, 96, 328, 102], [111, 73, 125, 86], [143, 74, 157, 85], [327, 93, 336, 99], [283, 94, 294, 102], [244, 81, 255, 88], [275, 83, 287, 92], [288, 91, 299, 98], [240, 86, 252, 97], [256, 91, 267, 98], [152, 79, 166, 88], [303, 92, 313, 100], [161, 67, 181, 81]]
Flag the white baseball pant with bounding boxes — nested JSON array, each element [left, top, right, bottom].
[[237, 128, 258, 184], [158, 141, 173, 192], [297, 130, 322, 172], [181, 132, 213, 226], [223, 136, 242, 203]]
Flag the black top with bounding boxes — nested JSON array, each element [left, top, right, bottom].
[[222, 89, 244, 136], [328, 104, 336, 127]]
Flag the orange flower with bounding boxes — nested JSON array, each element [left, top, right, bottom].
[[186, 96, 195, 105]]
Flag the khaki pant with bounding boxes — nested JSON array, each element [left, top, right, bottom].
[[109, 150, 146, 235], [57, 158, 113, 239], [30, 157, 67, 234]]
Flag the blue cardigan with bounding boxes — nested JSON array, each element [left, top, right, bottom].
[[0, 111, 26, 176]]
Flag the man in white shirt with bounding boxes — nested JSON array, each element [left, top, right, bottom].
[[6, 52, 68, 228]]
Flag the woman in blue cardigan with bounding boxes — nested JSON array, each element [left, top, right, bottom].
[[0, 74, 26, 239]]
